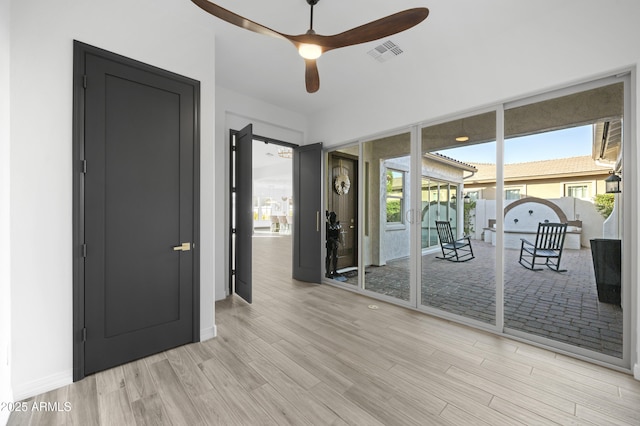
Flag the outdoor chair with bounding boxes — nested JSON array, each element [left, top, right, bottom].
[[435, 221, 474, 262], [270, 216, 279, 232], [278, 215, 289, 233], [518, 222, 567, 272]]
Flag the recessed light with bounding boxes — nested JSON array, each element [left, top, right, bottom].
[[455, 136, 470, 142]]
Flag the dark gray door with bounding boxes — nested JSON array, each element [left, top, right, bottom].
[[75, 42, 199, 376], [233, 124, 253, 303], [293, 143, 323, 282]]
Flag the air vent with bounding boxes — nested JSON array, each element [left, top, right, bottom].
[[367, 40, 403, 63]]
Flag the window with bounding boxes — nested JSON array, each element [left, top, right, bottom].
[[386, 169, 404, 223], [565, 183, 589, 199], [505, 188, 521, 200], [465, 190, 480, 201]]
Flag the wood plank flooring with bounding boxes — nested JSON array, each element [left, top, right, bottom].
[[9, 233, 640, 425]]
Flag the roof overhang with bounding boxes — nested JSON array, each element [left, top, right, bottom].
[[592, 119, 622, 170]]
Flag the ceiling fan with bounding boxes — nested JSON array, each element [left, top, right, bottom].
[[191, 0, 429, 93]]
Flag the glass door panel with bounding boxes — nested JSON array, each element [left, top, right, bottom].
[[420, 112, 497, 325], [504, 82, 625, 360], [362, 132, 413, 303]]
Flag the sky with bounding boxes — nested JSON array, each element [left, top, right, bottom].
[[435, 125, 592, 164]]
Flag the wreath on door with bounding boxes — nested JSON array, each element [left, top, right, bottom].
[[334, 174, 351, 195]]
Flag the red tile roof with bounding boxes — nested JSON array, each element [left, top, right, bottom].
[[467, 156, 611, 183]]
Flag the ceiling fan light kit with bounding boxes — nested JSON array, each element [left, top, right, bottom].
[[298, 43, 323, 60], [191, 0, 429, 93]]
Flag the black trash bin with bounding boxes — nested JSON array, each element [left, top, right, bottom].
[[589, 238, 621, 305]]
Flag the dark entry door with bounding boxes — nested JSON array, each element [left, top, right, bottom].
[[293, 143, 323, 282], [328, 153, 358, 270], [232, 124, 253, 303], [75, 42, 199, 376]]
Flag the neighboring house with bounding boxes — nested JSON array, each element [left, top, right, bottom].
[[420, 153, 477, 251], [376, 151, 477, 263], [464, 155, 611, 201]]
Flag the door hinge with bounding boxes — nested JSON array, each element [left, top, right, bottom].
[[231, 145, 237, 151], [83, 75, 87, 89], [231, 228, 236, 234], [81, 328, 87, 342], [231, 270, 236, 276], [82, 244, 87, 258], [81, 159, 87, 174]]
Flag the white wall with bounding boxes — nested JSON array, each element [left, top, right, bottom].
[[9, 0, 216, 400], [308, 1, 640, 377], [310, 1, 640, 147], [1, 0, 13, 420], [214, 86, 308, 301]]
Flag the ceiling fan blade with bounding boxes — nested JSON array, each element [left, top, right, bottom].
[[191, 0, 287, 41], [297, 8, 429, 51], [304, 59, 320, 93], [191, 2, 428, 94]]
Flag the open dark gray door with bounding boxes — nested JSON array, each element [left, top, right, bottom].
[[293, 142, 323, 282], [233, 124, 253, 303], [74, 42, 200, 378]]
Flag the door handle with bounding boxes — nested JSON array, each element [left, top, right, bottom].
[[173, 242, 191, 251], [316, 211, 320, 232]]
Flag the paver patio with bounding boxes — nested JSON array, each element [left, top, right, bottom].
[[339, 241, 623, 358]]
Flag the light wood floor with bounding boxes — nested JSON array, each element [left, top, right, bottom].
[[9, 233, 640, 425]]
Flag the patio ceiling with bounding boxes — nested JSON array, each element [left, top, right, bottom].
[[422, 83, 624, 157]]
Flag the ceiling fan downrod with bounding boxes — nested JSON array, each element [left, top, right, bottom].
[[307, 0, 319, 32]]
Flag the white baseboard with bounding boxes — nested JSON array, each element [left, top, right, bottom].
[[200, 324, 216, 342], [12, 369, 72, 402], [634, 363, 640, 381], [11, 326, 217, 403]]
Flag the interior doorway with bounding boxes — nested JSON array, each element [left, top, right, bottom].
[[252, 141, 294, 237], [229, 130, 298, 302]]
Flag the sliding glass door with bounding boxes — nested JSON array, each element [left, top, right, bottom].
[[502, 79, 627, 364], [419, 112, 497, 326], [361, 131, 415, 304], [323, 74, 630, 368]]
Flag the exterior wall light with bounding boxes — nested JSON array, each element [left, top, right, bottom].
[[605, 171, 621, 193]]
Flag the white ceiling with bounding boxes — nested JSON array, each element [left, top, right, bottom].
[[200, 0, 530, 115]]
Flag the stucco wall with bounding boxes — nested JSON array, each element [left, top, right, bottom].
[[474, 197, 605, 247], [382, 157, 411, 262], [467, 175, 609, 201]]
